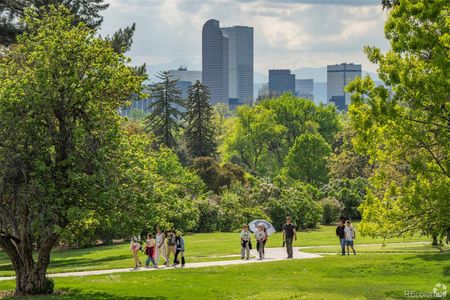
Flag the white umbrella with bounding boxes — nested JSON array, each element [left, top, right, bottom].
[[248, 219, 276, 235]]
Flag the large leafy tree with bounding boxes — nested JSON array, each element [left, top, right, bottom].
[[185, 81, 216, 158], [145, 71, 185, 149], [0, 0, 108, 46], [0, 6, 143, 294], [348, 0, 450, 243], [282, 133, 331, 185]]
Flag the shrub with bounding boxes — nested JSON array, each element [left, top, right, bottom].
[[320, 197, 342, 225]]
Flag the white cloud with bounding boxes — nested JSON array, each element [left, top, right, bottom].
[[98, 0, 389, 74]]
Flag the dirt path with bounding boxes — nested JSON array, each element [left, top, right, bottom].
[[0, 247, 321, 281]]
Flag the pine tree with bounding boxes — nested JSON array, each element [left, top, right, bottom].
[[185, 81, 216, 158], [145, 71, 185, 149]]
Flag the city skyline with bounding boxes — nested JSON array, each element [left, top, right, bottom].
[[99, 0, 389, 77]]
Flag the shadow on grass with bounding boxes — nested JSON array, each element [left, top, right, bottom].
[[4, 289, 168, 300], [403, 252, 450, 262], [49, 254, 130, 269]]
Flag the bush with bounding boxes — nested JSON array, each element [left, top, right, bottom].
[[320, 197, 342, 225], [195, 196, 221, 232]]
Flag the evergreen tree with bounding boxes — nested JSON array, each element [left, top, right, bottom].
[[145, 71, 185, 148], [185, 81, 216, 158]]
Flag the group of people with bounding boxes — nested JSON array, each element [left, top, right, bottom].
[[335, 219, 357, 255], [130, 227, 185, 269], [240, 216, 298, 260]]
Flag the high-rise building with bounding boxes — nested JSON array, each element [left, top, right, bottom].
[[327, 63, 362, 110], [295, 79, 314, 101], [202, 19, 229, 105], [168, 67, 202, 99], [221, 26, 254, 106], [268, 69, 295, 96]]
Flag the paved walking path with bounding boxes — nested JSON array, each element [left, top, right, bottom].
[[0, 247, 321, 281]]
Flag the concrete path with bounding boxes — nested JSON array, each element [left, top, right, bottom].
[[0, 247, 321, 281]]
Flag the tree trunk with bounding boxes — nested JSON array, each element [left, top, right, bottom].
[[0, 233, 56, 295], [432, 234, 438, 246]]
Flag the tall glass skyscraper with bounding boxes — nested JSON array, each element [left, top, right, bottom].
[[221, 26, 254, 106], [202, 19, 229, 105], [327, 63, 362, 110], [268, 69, 296, 96]]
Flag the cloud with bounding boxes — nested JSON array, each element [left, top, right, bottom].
[[99, 0, 389, 75]]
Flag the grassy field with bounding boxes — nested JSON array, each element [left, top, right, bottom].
[[0, 253, 449, 299], [0, 225, 434, 277], [1, 225, 449, 299]]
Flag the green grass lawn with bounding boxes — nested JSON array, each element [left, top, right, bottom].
[[0, 225, 435, 277], [0, 253, 449, 299], [2, 225, 448, 299]]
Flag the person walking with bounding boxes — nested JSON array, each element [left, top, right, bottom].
[[240, 224, 251, 260], [255, 224, 266, 260], [262, 225, 268, 256], [130, 236, 142, 269], [144, 234, 157, 268], [173, 231, 185, 267], [282, 216, 297, 259], [166, 230, 177, 263], [336, 220, 346, 255], [344, 220, 356, 255], [155, 227, 169, 266]]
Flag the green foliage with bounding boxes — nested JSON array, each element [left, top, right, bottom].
[[185, 81, 216, 158], [283, 133, 331, 184], [145, 71, 185, 149], [347, 0, 450, 240], [319, 197, 342, 225], [0, 0, 109, 46], [0, 6, 144, 294], [222, 94, 339, 177], [191, 157, 247, 194]]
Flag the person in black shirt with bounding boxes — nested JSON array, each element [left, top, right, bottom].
[[336, 220, 346, 255], [282, 216, 297, 259]]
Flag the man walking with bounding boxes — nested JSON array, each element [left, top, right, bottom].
[[336, 220, 346, 255], [282, 216, 297, 259]]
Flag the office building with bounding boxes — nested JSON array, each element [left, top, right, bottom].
[[295, 79, 314, 101], [327, 63, 362, 110], [168, 67, 202, 99], [202, 19, 229, 105], [221, 26, 254, 106], [268, 69, 295, 96]]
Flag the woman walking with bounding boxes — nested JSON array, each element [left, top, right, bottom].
[[155, 227, 169, 266], [166, 230, 177, 263], [130, 237, 142, 269], [173, 231, 185, 267], [240, 224, 251, 260], [255, 224, 266, 260], [145, 234, 157, 268]]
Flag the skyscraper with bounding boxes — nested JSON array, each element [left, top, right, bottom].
[[295, 79, 314, 101], [268, 69, 296, 96], [221, 26, 254, 106], [327, 63, 362, 110], [168, 66, 202, 99], [202, 19, 229, 105]]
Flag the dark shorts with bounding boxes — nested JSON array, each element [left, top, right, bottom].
[[345, 240, 354, 246]]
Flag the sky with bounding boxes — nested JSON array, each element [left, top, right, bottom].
[[99, 0, 390, 79]]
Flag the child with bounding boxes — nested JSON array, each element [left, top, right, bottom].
[[145, 234, 157, 268], [130, 236, 142, 269], [344, 220, 356, 255], [240, 224, 251, 260], [173, 231, 185, 267], [255, 224, 266, 260]]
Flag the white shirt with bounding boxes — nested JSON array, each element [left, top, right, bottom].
[[240, 230, 251, 241], [255, 231, 265, 241], [344, 226, 355, 241], [156, 233, 165, 246]]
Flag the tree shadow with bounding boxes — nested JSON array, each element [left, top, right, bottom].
[[4, 289, 168, 300]]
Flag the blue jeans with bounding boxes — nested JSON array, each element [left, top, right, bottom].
[[339, 238, 345, 255], [146, 255, 156, 266]]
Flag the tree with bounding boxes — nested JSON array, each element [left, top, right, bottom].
[[185, 81, 216, 158], [0, 6, 143, 294], [347, 0, 450, 243], [1, 0, 108, 46], [282, 133, 331, 185], [145, 71, 185, 149]]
